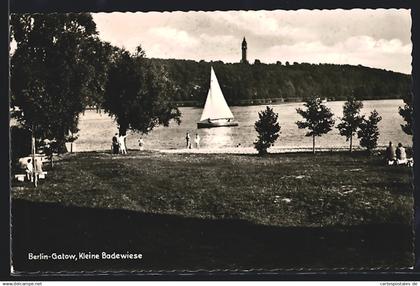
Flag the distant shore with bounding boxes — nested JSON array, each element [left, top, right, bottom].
[[83, 97, 405, 109]]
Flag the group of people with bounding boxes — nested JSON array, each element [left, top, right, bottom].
[[112, 133, 128, 154], [385, 141, 413, 166], [112, 133, 146, 154], [113, 131, 201, 151], [185, 132, 200, 149], [24, 157, 43, 182]]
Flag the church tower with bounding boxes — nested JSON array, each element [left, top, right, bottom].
[[241, 37, 248, 64]]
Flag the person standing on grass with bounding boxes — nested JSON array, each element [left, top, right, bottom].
[[386, 141, 396, 164], [186, 132, 191, 149], [25, 158, 33, 182], [194, 133, 200, 149], [118, 133, 127, 154], [112, 133, 119, 154], [123, 134, 128, 154], [396, 143, 407, 164], [138, 137, 144, 151]]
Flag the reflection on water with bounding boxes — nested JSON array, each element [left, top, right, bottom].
[[200, 127, 234, 149], [75, 99, 412, 152]]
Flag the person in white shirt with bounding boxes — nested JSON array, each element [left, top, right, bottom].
[[194, 133, 200, 149], [26, 158, 33, 182], [118, 133, 127, 154], [396, 143, 407, 165]]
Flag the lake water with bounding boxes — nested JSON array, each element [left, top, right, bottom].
[[75, 99, 412, 152]]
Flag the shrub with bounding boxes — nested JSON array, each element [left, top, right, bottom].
[[296, 97, 335, 153], [357, 110, 382, 153], [254, 106, 281, 155]]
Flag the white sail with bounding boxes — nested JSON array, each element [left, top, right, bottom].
[[200, 67, 234, 121]]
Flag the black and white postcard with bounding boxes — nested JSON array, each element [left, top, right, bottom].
[[8, 7, 415, 274]]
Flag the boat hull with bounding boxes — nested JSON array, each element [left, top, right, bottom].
[[197, 120, 238, 129]]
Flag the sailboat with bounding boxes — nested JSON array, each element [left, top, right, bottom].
[[197, 67, 238, 129]]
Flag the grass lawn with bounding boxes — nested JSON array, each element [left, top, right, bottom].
[[12, 150, 414, 271]]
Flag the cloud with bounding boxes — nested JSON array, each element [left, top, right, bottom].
[[92, 9, 412, 74], [148, 27, 200, 48], [261, 36, 411, 73]]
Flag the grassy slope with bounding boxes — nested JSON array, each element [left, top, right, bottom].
[[12, 150, 413, 227]]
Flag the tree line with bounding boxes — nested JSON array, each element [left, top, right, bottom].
[[149, 58, 410, 105]]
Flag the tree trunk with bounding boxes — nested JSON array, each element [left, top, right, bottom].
[[312, 135, 315, 154], [350, 135, 353, 153], [258, 148, 268, 156], [119, 125, 128, 136], [31, 127, 38, 188], [56, 138, 68, 155], [70, 131, 73, 153]]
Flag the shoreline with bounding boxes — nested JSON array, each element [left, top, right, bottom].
[[61, 145, 397, 155], [156, 146, 387, 155]]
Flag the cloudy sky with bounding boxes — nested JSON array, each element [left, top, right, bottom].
[[93, 9, 412, 74]]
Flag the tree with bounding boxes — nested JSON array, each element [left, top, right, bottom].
[[143, 58, 409, 105], [357, 110, 382, 153], [337, 96, 364, 152], [11, 13, 112, 153], [103, 46, 181, 136], [10, 126, 32, 167], [399, 90, 413, 135], [296, 97, 335, 153], [254, 106, 281, 155]]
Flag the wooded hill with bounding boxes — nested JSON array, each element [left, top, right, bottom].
[[149, 58, 411, 106]]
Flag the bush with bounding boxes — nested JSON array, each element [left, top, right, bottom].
[[254, 106, 281, 155], [357, 110, 382, 153]]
